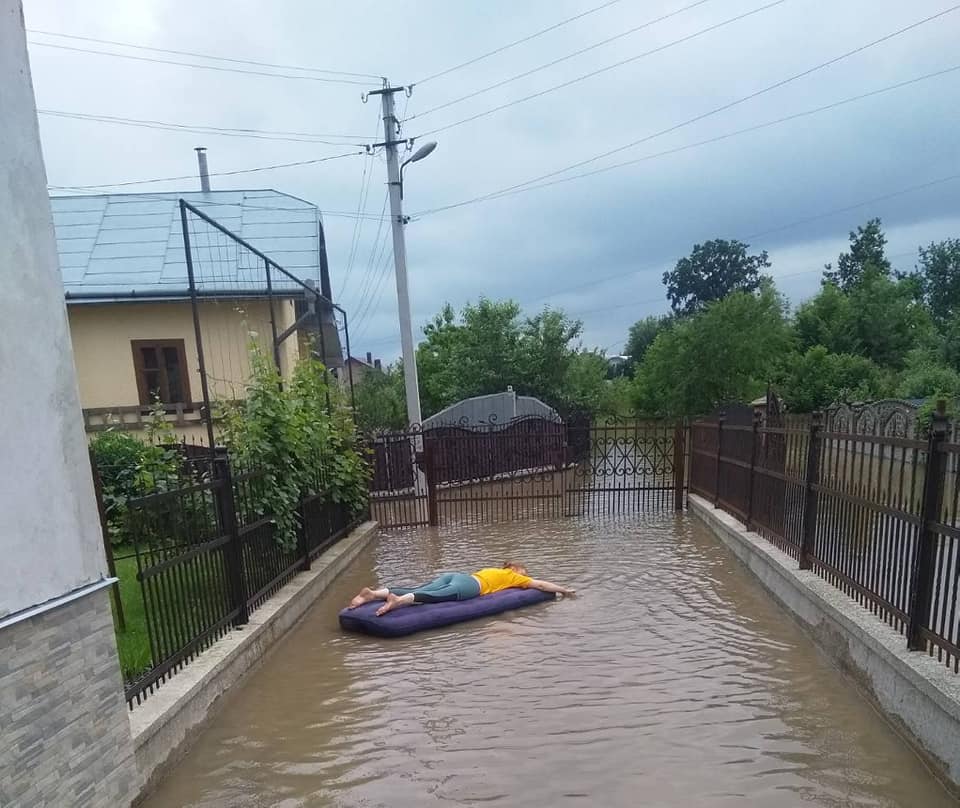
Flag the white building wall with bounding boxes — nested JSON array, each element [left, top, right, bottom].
[[0, 0, 107, 618]]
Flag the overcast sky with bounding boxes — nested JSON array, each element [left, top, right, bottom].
[[24, 0, 960, 360]]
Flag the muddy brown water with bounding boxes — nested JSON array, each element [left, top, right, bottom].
[[142, 514, 954, 807]]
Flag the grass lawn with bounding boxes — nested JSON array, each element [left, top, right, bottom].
[[109, 549, 232, 683], [110, 555, 153, 681]]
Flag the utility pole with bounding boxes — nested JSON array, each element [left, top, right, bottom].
[[367, 83, 422, 427]]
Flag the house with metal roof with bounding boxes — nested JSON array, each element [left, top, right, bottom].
[[51, 189, 342, 439]]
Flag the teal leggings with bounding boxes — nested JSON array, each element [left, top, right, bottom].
[[390, 573, 481, 603]]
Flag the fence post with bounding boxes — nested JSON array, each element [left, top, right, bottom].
[[88, 449, 126, 632], [799, 411, 823, 571], [298, 493, 311, 573], [714, 413, 725, 507], [214, 450, 248, 626], [907, 402, 949, 651], [673, 420, 686, 511], [422, 442, 439, 527], [745, 411, 761, 530]]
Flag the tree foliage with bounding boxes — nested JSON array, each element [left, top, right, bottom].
[[909, 238, 960, 325], [353, 362, 406, 433], [662, 239, 770, 316], [219, 347, 369, 549], [777, 346, 887, 413], [823, 217, 891, 290], [632, 287, 791, 416], [623, 315, 673, 373], [414, 298, 607, 419]]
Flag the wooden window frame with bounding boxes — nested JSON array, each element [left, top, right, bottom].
[[131, 339, 192, 409]]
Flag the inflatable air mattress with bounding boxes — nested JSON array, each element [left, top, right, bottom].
[[339, 587, 555, 638]]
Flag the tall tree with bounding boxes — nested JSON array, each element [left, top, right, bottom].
[[823, 217, 890, 290], [633, 285, 791, 416], [662, 239, 770, 316]]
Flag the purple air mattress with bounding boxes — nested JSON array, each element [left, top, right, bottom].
[[338, 587, 556, 638]]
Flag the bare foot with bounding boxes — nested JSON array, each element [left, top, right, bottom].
[[348, 587, 378, 609], [375, 592, 411, 616]]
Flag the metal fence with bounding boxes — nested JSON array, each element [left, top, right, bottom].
[[690, 406, 960, 673], [93, 450, 363, 708], [369, 416, 686, 528]]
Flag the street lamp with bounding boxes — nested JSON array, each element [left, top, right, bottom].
[[400, 141, 437, 199]]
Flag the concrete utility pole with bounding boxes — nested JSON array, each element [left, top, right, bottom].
[[368, 84, 422, 427]]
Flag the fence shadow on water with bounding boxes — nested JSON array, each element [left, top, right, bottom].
[[691, 407, 960, 674], [93, 451, 363, 708]]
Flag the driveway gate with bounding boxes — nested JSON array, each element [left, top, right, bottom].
[[369, 416, 686, 528]]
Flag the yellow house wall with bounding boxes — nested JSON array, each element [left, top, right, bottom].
[[68, 298, 299, 435]]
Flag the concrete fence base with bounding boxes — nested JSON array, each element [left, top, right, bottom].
[[689, 495, 960, 794], [129, 520, 378, 804]]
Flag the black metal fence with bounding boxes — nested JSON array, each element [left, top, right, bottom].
[[691, 406, 960, 673], [369, 416, 686, 528], [94, 450, 363, 708]]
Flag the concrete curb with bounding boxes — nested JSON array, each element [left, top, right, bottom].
[[689, 496, 960, 793], [128, 520, 378, 803]]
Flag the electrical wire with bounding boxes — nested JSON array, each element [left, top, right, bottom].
[[522, 171, 960, 307], [407, 0, 715, 121], [338, 109, 386, 299], [414, 0, 623, 85], [351, 227, 393, 331], [344, 191, 390, 306], [27, 40, 377, 85], [413, 0, 789, 138], [413, 64, 960, 216], [26, 28, 384, 79], [49, 151, 363, 191], [37, 109, 368, 145], [413, 7, 960, 218]]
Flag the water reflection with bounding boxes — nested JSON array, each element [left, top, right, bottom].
[[143, 515, 952, 807]]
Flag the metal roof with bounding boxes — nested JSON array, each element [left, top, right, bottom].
[[50, 189, 322, 303]]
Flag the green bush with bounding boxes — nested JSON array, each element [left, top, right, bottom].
[[89, 406, 181, 546], [218, 347, 370, 550]]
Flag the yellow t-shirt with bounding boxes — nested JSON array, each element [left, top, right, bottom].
[[471, 568, 533, 595]]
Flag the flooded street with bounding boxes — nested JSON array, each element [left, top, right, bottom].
[[143, 514, 953, 807]]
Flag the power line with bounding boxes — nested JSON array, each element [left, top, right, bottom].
[[414, 64, 960, 215], [27, 40, 377, 86], [26, 28, 384, 79], [413, 7, 960, 218], [50, 151, 363, 191], [339, 154, 377, 299], [523, 171, 960, 307], [413, 0, 789, 138], [344, 191, 390, 306], [408, 0, 715, 121], [352, 233, 395, 337], [414, 0, 624, 85], [37, 109, 368, 145]]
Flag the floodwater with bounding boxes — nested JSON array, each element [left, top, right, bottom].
[[143, 515, 954, 808]]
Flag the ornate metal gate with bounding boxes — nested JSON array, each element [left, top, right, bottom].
[[369, 416, 686, 528]]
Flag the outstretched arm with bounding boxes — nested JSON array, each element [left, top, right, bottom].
[[527, 578, 576, 597]]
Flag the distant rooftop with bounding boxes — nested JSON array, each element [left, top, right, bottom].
[[50, 189, 322, 303]]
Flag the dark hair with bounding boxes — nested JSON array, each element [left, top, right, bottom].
[[502, 561, 525, 571]]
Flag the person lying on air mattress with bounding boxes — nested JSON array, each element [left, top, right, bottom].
[[347, 561, 576, 616]]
